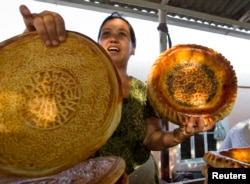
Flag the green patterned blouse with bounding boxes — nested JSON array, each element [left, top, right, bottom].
[[94, 77, 157, 174]]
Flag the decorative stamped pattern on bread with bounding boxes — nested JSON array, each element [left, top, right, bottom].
[[22, 68, 80, 129], [147, 44, 237, 126], [0, 31, 122, 177]]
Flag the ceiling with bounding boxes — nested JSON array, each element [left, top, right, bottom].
[[38, 0, 250, 40]]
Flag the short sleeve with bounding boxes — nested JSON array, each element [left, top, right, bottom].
[[144, 97, 160, 119]]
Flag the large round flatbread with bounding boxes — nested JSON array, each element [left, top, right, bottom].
[[0, 31, 122, 177], [203, 147, 250, 168], [0, 156, 127, 184], [147, 44, 237, 126], [202, 147, 250, 184]]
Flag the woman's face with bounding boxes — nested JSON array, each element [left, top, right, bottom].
[[98, 18, 135, 68]]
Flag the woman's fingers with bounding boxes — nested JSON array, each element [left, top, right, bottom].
[[19, 5, 35, 31], [19, 5, 66, 46]]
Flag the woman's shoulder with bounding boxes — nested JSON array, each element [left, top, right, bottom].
[[130, 76, 146, 90], [130, 76, 145, 85]]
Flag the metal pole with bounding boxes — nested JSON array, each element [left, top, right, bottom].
[[158, 9, 167, 52], [158, 9, 172, 183]]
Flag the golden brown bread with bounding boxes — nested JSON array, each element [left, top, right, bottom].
[[202, 147, 250, 184], [201, 164, 209, 184], [0, 31, 122, 177], [203, 147, 250, 168], [147, 44, 237, 126], [0, 156, 126, 184], [219, 147, 250, 164]]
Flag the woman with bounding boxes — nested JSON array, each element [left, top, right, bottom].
[[13, 5, 214, 183]]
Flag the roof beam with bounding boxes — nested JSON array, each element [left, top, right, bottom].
[[34, 0, 250, 40], [239, 10, 250, 22], [111, 0, 250, 29], [160, 0, 170, 5]]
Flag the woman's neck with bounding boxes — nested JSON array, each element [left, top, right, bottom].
[[117, 69, 131, 98]]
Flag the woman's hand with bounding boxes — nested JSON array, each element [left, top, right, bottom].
[[19, 5, 66, 46], [143, 116, 215, 150], [174, 116, 215, 142]]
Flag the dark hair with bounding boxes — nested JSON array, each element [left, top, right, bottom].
[[97, 12, 136, 47]]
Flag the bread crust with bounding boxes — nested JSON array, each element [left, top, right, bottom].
[[0, 156, 126, 184], [203, 147, 250, 168], [147, 44, 237, 126], [0, 31, 122, 177]]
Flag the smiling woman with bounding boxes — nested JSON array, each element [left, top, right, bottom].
[[1, 1, 250, 183]]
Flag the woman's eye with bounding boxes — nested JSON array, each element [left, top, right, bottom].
[[119, 32, 127, 37], [101, 31, 110, 37]]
